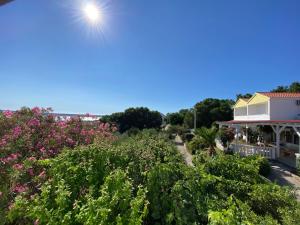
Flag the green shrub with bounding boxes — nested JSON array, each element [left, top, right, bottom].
[[8, 170, 148, 225], [7, 131, 184, 224], [204, 154, 262, 184], [187, 136, 205, 154], [126, 127, 140, 136], [208, 196, 279, 225], [248, 184, 300, 223], [166, 125, 187, 136], [6, 131, 300, 225]]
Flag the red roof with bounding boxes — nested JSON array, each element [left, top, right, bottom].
[[258, 92, 300, 98], [218, 120, 300, 125]]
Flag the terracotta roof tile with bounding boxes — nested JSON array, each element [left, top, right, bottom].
[[218, 120, 300, 125], [258, 92, 300, 98]]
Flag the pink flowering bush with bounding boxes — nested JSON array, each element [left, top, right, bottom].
[[0, 107, 116, 220]]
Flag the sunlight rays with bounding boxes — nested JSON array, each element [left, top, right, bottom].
[[65, 0, 112, 40]]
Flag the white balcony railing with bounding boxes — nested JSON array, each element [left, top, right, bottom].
[[230, 144, 276, 159], [234, 103, 269, 121]]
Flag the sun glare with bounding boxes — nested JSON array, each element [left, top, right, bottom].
[[65, 0, 112, 39], [83, 3, 101, 24]]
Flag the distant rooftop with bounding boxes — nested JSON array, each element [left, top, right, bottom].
[[258, 92, 300, 98]]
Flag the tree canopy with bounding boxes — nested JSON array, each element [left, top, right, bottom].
[[101, 107, 162, 133], [271, 81, 300, 93], [165, 109, 190, 125], [166, 98, 234, 129], [194, 98, 234, 128], [236, 93, 252, 100]]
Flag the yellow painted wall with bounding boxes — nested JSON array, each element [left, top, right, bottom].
[[233, 99, 248, 108], [247, 93, 269, 105]]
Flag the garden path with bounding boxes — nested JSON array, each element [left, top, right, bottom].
[[268, 162, 300, 201], [175, 135, 194, 167]]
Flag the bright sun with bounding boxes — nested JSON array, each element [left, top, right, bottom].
[[83, 3, 101, 24]]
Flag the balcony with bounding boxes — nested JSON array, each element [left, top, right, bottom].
[[234, 102, 270, 121]]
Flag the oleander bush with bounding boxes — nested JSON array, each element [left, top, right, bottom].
[[0, 108, 116, 223], [7, 130, 183, 224]]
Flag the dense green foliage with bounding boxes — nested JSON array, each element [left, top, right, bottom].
[[165, 109, 190, 126], [187, 127, 221, 155], [167, 98, 234, 129], [7, 131, 183, 224], [194, 127, 218, 156], [6, 130, 300, 224], [165, 112, 184, 126], [0, 108, 115, 223], [194, 99, 234, 128], [236, 93, 253, 100], [271, 82, 300, 93], [101, 107, 162, 133]]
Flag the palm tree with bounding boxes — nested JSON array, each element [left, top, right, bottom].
[[195, 127, 218, 156]]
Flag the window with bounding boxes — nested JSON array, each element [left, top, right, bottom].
[[234, 107, 247, 116], [248, 103, 268, 115]]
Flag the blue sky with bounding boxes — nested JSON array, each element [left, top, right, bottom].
[[0, 0, 300, 114]]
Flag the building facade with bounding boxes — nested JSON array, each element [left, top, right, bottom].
[[218, 92, 300, 168]]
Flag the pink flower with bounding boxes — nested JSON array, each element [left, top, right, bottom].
[[32, 107, 41, 115], [28, 168, 34, 176], [66, 138, 75, 145], [28, 118, 40, 127], [80, 129, 87, 136], [12, 184, 28, 193], [0, 153, 20, 164], [0, 191, 2, 198], [0, 138, 7, 147], [57, 121, 67, 128], [3, 110, 14, 118], [12, 126, 22, 138], [39, 147, 46, 153], [34, 219, 39, 225], [84, 137, 91, 144], [38, 170, 46, 178], [13, 163, 24, 170], [28, 157, 36, 161], [11, 153, 20, 160]]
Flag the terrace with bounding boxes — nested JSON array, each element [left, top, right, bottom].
[[218, 92, 300, 168]]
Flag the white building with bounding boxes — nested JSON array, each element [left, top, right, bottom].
[[218, 92, 300, 168], [52, 113, 101, 122], [234, 92, 300, 121]]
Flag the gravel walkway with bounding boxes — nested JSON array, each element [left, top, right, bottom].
[[175, 135, 194, 167]]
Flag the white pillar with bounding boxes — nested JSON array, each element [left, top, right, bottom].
[[235, 126, 239, 152], [245, 125, 248, 144], [271, 125, 286, 158], [276, 126, 280, 158], [295, 153, 300, 168]]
